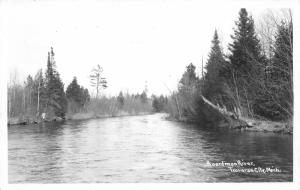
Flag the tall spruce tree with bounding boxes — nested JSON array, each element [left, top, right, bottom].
[[271, 21, 293, 119], [228, 8, 266, 117], [45, 47, 67, 117], [256, 21, 293, 120], [203, 30, 227, 105]]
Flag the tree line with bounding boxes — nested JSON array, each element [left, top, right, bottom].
[[7, 48, 157, 121], [8, 47, 90, 120], [166, 8, 293, 123]]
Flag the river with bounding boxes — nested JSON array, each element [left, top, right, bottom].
[[8, 113, 293, 183]]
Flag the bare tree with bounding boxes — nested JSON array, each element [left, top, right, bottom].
[[90, 65, 107, 99]]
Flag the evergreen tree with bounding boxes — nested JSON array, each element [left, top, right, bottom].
[[270, 21, 293, 90], [255, 21, 293, 120], [228, 8, 266, 117], [178, 63, 200, 119], [66, 77, 81, 112], [152, 95, 167, 112], [117, 91, 125, 108], [178, 63, 198, 92], [203, 30, 228, 106], [270, 21, 293, 119], [45, 47, 67, 117], [66, 77, 90, 113], [140, 91, 147, 104], [66, 77, 81, 103], [152, 96, 160, 112]]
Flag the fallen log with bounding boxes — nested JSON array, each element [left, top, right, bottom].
[[200, 95, 248, 129], [200, 95, 292, 134]]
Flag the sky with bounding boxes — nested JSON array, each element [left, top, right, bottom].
[[0, 0, 292, 97]]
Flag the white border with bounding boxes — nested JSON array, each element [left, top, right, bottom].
[[0, 0, 299, 190]]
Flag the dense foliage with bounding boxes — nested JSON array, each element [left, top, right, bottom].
[[7, 9, 292, 124], [152, 95, 168, 112], [166, 8, 293, 122], [45, 47, 68, 117], [66, 77, 90, 113]]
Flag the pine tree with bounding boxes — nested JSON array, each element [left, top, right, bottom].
[[271, 21, 293, 119], [66, 77, 90, 113], [271, 21, 293, 88], [203, 30, 227, 105], [117, 91, 125, 108], [45, 47, 67, 118], [66, 77, 81, 102], [140, 91, 147, 104], [66, 77, 82, 112], [256, 21, 293, 120], [228, 8, 266, 117]]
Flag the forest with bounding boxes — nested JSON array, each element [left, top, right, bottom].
[[7, 8, 293, 132], [7, 47, 155, 124], [164, 8, 293, 131]]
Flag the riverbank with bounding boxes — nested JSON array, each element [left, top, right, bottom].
[[166, 114, 293, 135], [239, 117, 293, 134], [7, 111, 153, 126], [8, 112, 293, 135], [65, 111, 153, 121], [219, 116, 293, 135]]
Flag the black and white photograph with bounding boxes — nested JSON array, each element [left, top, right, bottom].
[[0, 0, 299, 189]]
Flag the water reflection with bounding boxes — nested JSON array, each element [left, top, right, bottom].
[[8, 114, 292, 183]]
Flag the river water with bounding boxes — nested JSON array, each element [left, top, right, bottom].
[[8, 113, 293, 183]]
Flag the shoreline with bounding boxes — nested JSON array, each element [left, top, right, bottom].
[[7, 111, 154, 126], [165, 115, 293, 135], [8, 113, 293, 135], [239, 117, 293, 135], [65, 111, 154, 122]]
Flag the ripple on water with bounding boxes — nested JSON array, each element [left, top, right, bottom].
[[8, 114, 293, 183]]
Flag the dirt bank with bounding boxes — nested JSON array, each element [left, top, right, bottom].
[[240, 118, 293, 134]]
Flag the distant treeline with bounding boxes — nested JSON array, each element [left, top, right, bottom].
[[7, 48, 159, 120], [8, 47, 88, 119], [165, 8, 293, 123]]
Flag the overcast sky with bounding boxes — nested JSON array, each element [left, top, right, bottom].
[[0, 0, 291, 97]]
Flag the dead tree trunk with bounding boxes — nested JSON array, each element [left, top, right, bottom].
[[201, 95, 248, 129]]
